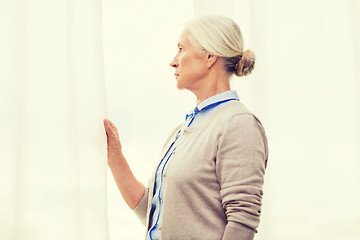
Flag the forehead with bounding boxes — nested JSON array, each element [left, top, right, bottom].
[[178, 31, 191, 46]]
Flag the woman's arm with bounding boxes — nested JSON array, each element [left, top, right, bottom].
[[216, 114, 268, 240], [104, 119, 145, 210]]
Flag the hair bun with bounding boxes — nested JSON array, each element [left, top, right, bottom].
[[235, 49, 255, 77]]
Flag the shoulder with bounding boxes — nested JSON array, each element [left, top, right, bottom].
[[214, 101, 269, 159], [214, 101, 257, 125], [207, 100, 264, 141]]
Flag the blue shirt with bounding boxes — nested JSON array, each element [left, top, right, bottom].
[[146, 90, 240, 240]]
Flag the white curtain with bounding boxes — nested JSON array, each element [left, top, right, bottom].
[[3, 0, 357, 239], [196, 0, 360, 239], [0, 1, 109, 240]]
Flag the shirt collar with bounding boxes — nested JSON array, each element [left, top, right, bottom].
[[197, 90, 239, 111], [185, 90, 240, 120]]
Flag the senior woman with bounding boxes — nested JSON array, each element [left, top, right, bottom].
[[104, 15, 268, 240]]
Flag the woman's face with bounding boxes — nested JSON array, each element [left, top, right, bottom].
[[170, 31, 208, 91]]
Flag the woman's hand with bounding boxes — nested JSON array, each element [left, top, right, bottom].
[[103, 118, 145, 209], [103, 118, 123, 166]]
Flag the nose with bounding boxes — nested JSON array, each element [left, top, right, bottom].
[[170, 55, 178, 68]]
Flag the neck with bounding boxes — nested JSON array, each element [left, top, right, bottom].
[[192, 74, 231, 105]]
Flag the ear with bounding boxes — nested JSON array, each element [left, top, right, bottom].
[[207, 53, 218, 68]]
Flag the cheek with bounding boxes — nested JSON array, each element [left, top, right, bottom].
[[178, 53, 190, 68]]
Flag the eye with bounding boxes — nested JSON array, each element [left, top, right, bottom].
[[177, 43, 183, 53]]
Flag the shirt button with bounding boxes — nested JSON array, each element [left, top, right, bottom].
[[161, 200, 164, 203], [159, 227, 162, 230]]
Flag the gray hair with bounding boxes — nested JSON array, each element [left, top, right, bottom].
[[185, 15, 255, 77]]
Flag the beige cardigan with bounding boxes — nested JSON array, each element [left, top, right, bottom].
[[134, 101, 268, 240]]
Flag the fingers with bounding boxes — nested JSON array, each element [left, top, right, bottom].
[[103, 118, 119, 139], [104, 119, 122, 157], [103, 119, 114, 137], [108, 120, 119, 137]]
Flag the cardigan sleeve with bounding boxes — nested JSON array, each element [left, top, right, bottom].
[[133, 185, 149, 226], [216, 113, 268, 240]]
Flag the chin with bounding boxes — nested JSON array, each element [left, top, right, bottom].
[[176, 80, 184, 90]]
